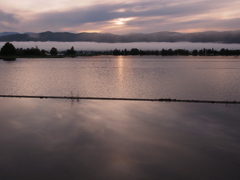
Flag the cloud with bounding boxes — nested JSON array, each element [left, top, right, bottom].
[[0, 10, 18, 24], [2, 0, 240, 33], [0, 10, 19, 32], [125, 17, 240, 33], [34, 1, 210, 25]]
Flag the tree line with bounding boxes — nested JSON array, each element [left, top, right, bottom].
[[0, 42, 76, 57], [1, 42, 240, 57], [113, 48, 240, 56], [191, 48, 240, 56]]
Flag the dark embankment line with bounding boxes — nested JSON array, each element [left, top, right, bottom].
[[0, 95, 239, 104]]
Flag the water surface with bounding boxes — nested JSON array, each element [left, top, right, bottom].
[[0, 97, 240, 180], [0, 56, 240, 101]]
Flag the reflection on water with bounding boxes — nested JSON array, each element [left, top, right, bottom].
[[0, 56, 240, 100], [0, 98, 240, 179]]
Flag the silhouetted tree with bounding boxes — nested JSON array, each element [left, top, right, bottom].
[[113, 48, 121, 55], [168, 49, 174, 55], [139, 50, 146, 55], [161, 49, 167, 56], [130, 48, 140, 55], [66, 46, 76, 55], [1, 42, 16, 55], [155, 50, 160, 55], [124, 49, 128, 55], [192, 50, 198, 56], [16, 48, 24, 56], [41, 49, 47, 55], [50, 47, 58, 55], [199, 49, 204, 56], [219, 48, 226, 56]]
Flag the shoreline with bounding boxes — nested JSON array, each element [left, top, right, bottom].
[[0, 95, 239, 104], [1, 54, 239, 61]]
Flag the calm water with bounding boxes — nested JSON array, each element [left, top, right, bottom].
[[0, 98, 239, 180], [0, 56, 240, 100], [1, 56, 240, 179]]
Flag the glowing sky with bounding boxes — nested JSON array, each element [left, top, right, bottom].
[[1, 0, 240, 34]]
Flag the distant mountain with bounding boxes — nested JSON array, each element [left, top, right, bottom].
[[23, 32, 34, 35], [0, 32, 20, 36], [0, 30, 240, 43]]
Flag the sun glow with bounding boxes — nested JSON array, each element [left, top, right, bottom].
[[113, 18, 134, 26], [116, 20, 124, 25]]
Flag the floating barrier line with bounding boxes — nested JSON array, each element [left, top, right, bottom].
[[0, 95, 239, 104]]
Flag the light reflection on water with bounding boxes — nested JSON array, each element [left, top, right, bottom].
[[0, 98, 240, 179], [0, 56, 240, 100]]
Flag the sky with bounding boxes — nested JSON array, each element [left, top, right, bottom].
[[1, 0, 240, 34]]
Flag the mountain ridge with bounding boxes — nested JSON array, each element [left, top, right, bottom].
[[0, 30, 240, 43], [0, 32, 20, 36]]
